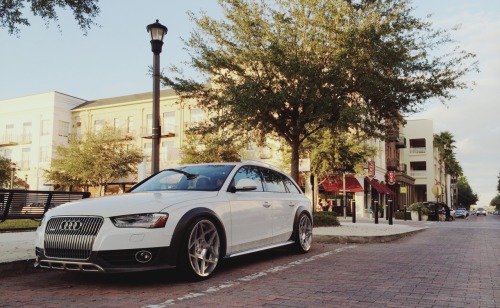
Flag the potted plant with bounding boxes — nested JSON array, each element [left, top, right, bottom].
[[408, 202, 429, 221]]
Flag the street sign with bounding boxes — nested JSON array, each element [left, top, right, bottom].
[[368, 161, 375, 178], [388, 170, 396, 185]]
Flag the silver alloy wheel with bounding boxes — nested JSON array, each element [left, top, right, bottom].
[[298, 214, 312, 251], [187, 219, 220, 277]]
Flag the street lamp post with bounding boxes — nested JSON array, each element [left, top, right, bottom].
[[147, 19, 168, 175], [10, 163, 16, 189]]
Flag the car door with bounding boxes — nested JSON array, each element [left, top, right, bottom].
[[260, 168, 299, 244], [226, 165, 273, 253]]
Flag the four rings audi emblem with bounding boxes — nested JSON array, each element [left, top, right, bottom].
[[59, 220, 83, 231]]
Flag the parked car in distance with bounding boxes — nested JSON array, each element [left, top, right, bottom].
[[476, 208, 487, 216], [493, 210, 500, 215], [34, 161, 313, 280], [455, 208, 468, 219]]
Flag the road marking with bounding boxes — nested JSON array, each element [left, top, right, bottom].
[[143, 245, 357, 307]]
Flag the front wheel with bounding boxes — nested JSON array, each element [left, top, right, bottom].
[[293, 213, 313, 253], [179, 218, 221, 280]]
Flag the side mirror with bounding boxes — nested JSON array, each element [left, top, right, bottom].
[[232, 179, 258, 192]]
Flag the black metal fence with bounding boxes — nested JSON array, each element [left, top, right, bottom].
[[0, 189, 91, 222]]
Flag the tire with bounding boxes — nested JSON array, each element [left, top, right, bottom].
[[293, 212, 313, 253], [179, 218, 221, 280]]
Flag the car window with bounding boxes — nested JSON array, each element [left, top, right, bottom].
[[261, 168, 287, 193], [130, 164, 235, 192], [230, 166, 264, 192], [283, 177, 302, 194]]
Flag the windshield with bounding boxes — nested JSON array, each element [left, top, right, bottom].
[[130, 164, 236, 192]]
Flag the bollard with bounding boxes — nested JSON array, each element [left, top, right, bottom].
[[374, 200, 379, 224], [388, 199, 393, 225], [352, 200, 356, 223], [418, 206, 422, 221], [404, 205, 407, 221]]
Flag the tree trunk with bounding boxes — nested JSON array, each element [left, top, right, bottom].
[[290, 137, 300, 183]]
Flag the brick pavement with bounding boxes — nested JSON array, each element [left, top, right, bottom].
[[1, 217, 499, 307]]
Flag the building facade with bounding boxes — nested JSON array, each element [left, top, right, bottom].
[[0, 92, 86, 190]]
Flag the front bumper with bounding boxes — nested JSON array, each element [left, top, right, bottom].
[[35, 246, 175, 273]]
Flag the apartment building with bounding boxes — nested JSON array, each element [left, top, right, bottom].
[[0, 92, 86, 190], [401, 119, 446, 203]]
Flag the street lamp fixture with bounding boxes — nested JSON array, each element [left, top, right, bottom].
[[147, 19, 168, 174]]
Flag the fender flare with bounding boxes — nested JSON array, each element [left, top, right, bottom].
[[289, 206, 313, 241], [166, 207, 227, 266]]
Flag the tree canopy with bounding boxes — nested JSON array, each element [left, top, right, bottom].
[[456, 176, 478, 209], [434, 131, 463, 177], [45, 126, 143, 195], [163, 0, 478, 182], [1, 0, 100, 36]]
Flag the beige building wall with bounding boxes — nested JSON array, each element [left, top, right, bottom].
[[71, 89, 205, 179]]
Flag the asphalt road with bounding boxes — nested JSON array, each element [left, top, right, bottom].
[[1, 215, 499, 307]]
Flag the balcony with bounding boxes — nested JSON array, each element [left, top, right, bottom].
[[409, 147, 426, 154], [410, 170, 427, 177], [0, 134, 18, 147]]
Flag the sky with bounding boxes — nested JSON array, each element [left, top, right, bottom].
[[0, 1, 499, 206]]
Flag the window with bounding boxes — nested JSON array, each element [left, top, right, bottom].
[[162, 141, 179, 161], [146, 114, 152, 134], [21, 148, 30, 169], [283, 177, 301, 194], [127, 116, 134, 134], [58, 121, 69, 137], [232, 166, 264, 192], [40, 146, 50, 163], [261, 168, 287, 193], [114, 118, 120, 131], [0, 148, 12, 160], [41, 120, 50, 136], [190, 109, 204, 123], [143, 143, 152, 161], [5, 124, 14, 142], [94, 120, 104, 133], [22, 122, 32, 143], [163, 111, 175, 134]]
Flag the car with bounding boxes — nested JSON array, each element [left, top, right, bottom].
[[34, 162, 313, 279], [476, 208, 487, 216], [493, 210, 500, 215], [455, 208, 468, 219]]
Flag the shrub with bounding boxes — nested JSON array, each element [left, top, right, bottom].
[[408, 202, 429, 215], [313, 211, 340, 227], [394, 211, 411, 220]]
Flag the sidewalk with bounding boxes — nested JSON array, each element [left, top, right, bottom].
[[0, 218, 427, 276]]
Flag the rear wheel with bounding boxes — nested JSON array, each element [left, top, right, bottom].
[[179, 218, 220, 280], [293, 213, 312, 253]]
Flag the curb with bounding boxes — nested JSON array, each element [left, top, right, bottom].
[[314, 229, 426, 244], [0, 259, 37, 277]]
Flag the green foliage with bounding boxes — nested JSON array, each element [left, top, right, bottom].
[[1, 0, 100, 36], [163, 0, 477, 182], [0, 219, 39, 230], [180, 122, 246, 164], [490, 195, 500, 209], [0, 156, 12, 188], [306, 129, 376, 178], [408, 202, 429, 215], [45, 126, 143, 195], [312, 211, 340, 227], [456, 176, 478, 208], [434, 131, 463, 177], [394, 211, 411, 220]]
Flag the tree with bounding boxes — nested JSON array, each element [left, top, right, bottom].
[[491, 195, 500, 210], [0, 156, 13, 188], [434, 131, 462, 177], [456, 176, 478, 209], [180, 124, 245, 164], [45, 127, 143, 195], [307, 129, 376, 179], [163, 0, 477, 182], [1, 0, 100, 36]]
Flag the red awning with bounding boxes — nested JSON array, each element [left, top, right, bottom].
[[320, 176, 364, 193], [367, 178, 395, 195]]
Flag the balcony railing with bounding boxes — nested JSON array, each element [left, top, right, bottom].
[[410, 147, 426, 154], [410, 170, 427, 177]]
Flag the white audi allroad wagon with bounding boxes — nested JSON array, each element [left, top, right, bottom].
[[35, 162, 313, 279]]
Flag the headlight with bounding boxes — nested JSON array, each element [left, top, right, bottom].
[[110, 213, 168, 228]]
